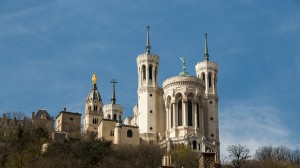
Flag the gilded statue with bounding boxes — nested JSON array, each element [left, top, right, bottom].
[[92, 73, 98, 84]]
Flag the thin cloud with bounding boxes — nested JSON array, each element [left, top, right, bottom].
[[220, 100, 290, 156]]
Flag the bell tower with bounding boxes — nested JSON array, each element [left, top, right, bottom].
[[83, 73, 103, 133], [195, 34, 220, 162], [137, 26, 164, 143]]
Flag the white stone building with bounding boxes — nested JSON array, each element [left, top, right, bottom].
[[83, 27, 220, 162]]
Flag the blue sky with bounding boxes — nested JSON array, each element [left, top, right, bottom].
[[1, 0, 300, 155]]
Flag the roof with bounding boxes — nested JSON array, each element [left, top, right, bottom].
[[55, 111, 82, 119], [34, 109, 53, 120]]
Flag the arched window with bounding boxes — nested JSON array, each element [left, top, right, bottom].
[[94, 105, 98, 112], [193, 140, 197, 150], [142, 65, 146, 80], [188, 100, 193, 126], [127, 130, 133, 137], [113, 114, 117, 120], [178, 100, 182, 126], [208, 73, 212, 88], [171, 104, 173, 128], [197, 103, 200, 128], [155, 66, 157, 82], [149, 64, 153, 80], [202, 73, 205, 81]]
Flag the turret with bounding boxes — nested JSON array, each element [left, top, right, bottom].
[[136, 26, 165, 143], [195, 33, 220, 162], [103, 79, 123, 121], [83, 73, 103, 133]]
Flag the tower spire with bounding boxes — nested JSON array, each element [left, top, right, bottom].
[[204, 33, 209, 61], [146, 25, 151, 54], [111, 79, 117, 105]]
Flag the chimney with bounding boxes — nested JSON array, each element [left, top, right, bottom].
[[64, 108, 66, 112], [32, 112, 35, 120]]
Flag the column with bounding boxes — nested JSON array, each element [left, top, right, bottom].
[[172, 101, 177, 128], [194, 101, 198, 132], [165, 105, 169, 134], [201, 106, 204, 131], [182, 99, 187, 126], [205, 72, 209, 94]]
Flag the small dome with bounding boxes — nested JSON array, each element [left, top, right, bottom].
[[86, 84, 102, 102]]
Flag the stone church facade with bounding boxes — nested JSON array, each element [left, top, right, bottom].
[[83, 27, 220, 163]]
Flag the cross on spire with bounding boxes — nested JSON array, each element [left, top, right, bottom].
[[111, 79, 117, 105], [204, 33, 209, 61], [146, 25, 151, 54]]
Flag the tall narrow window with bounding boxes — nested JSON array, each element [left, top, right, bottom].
[[188, 100, 193, 126], [197, 103, 200, 128], [202, 73, 205, 81], [149, 64, 153, 80], [178, 100, 182, 126], [142, 65, 146, 80], [171, 104, 173, 128], [208, 73, 212, 88], [155, 66, 157, 82], [113, 114, 117, 120]]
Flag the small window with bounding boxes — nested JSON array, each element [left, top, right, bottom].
[[210, 101, 213, 104], [150, 94, 152, 97], [150, 127, 153, 130], [113, 114, 117, 120], [210, 117, 213, 121], [211, 134, 214, 138], [127, 130, 133, 138], [110, 130, 114, 136], [150, 110, 152, 113]]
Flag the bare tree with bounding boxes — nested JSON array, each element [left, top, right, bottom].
[[12, 111, 25, 120], [255, 145, 274, 161], [227, 144, 251, 168]]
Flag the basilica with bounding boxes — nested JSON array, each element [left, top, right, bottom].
[[83, 27, 220, 163]]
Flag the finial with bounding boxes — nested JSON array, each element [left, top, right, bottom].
[[146, 25, 151, 54], [111, 79, 117, 105], [204, 33, 209, 61], [179, 57, 189, 76], [92, 73, 98, 85]]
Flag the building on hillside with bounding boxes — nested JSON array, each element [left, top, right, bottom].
[[0, 113, 32, 137], [83, 27, 220, 163], [32, 109, 54, 133], [55, 108, 81, 139]]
